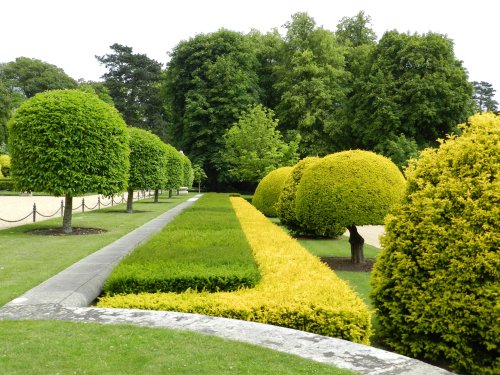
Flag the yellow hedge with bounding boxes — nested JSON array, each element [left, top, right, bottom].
[[98, 197, 372, 344]]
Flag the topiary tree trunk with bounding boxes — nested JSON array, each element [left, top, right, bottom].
[[126, 188, 134, 213], [154, 189, 159, 203], [63, 194, 73, 234], [347, 225, 364, 263]]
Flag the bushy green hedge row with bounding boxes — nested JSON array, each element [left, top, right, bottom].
[[371, 113, 500, 375], [0, 177, 13, 190], [252, 166, 292, 217], [99, 197, 372, 344], [103, 193, 260, 295]]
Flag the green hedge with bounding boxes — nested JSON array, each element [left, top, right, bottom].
[[371, 113, 500, 375], [252, 166, 292, 217], [103, 193, 260, 295], [0, 178, 13, 190]]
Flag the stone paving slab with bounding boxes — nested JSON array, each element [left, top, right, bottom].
[[0, 194, 454, 374]]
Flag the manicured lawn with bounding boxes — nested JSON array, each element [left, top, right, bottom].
[[0, 321, 355, 375], [0, 193, 193, 306], [297, 236, 380, 259]]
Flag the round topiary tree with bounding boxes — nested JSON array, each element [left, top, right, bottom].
[[276, 156, 343, 237], [370, 113, 500, 375], [126, 128, 169, 212], [164, 144, 183, 198], [252, 166, 293, 217], [0, 154, 11, 177], [295, 150, 405, 263], [180, 152, 194, 189], [7, 90, 129, 233]]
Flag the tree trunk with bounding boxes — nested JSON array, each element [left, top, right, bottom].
[[198, 181, 201, 193], [63, 194, 73, 234], [347, 225, 365, 264], [168, 189, 172, 198], [154, 189, 159, 203], [126, 188, 134, 213]]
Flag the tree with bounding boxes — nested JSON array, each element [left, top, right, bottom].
[[126, 128, 169, 213], [472, 80, 498, 113], [7, 90, 129, 234], [192, 164, 207, 193], [96, 44, 167, 140], [78, 80, 115, 106], [295, 150, 405, 263], [371, 113, 499, 375], [163, 144, 184, 198], [0, 57, 77, 98], [252, 166, 293, 217], [274, 12, 349, 155], [335, 11, 377, 47], [180, 152, 194, 188], [222, 104, 300, 184], [348, 31, 474, 166], [163, 29, 261, 188]]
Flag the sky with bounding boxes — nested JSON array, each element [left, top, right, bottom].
[[1, 0, 499, 101]]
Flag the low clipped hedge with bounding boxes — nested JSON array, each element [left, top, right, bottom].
[[252, 166, 292, 217], [0, 178, 13, 190], [102, 194, 260, 294], [98, 197, 372, 344], [371, 113, 500, 375]]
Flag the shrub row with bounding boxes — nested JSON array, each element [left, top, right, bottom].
[[102, 193, 260, 295], [98, 197, 372, 344]]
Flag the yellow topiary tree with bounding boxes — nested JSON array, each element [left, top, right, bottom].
[[252, 166, 293, 217], [296, 150, 405, 263], [371, 113, 500, 375]]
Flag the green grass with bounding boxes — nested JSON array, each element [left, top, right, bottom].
[[0, 321, 355, 375], [297, 236, 380, 259], [103, 193, 260, 295], [0, 193, 193, 306]]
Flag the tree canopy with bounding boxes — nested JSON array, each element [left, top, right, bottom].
[[222, 104, 299, 184], [96, 44, 167, 140], [7, 90, 129, 233], [472, 80, 498, 113], [163, 29, 261, 189]]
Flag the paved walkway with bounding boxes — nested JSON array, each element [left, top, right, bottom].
[[0, 196, 453, 374]]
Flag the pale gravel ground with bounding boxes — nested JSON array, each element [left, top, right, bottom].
[[0, 193, 132, 229]]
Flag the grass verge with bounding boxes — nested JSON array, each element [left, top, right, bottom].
[[0, 321, 355, 375], [102, 193, 260, 294], [0, 193, 192, 306]]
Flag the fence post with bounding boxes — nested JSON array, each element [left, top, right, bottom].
[[32, 203, 36, 223], [82, 198, 85, 213], [61, 200, 64, 217]]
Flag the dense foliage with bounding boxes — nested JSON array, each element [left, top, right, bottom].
[[222, 104, 299, 184], [96, 44, 167, 140], [371, 113, 500, 375], [0, 154, 11, 177], [99, 196, 372, 344], [7, 90, 129, 232], [295, 150, 405, 262], [252, 166, 292, 217], [276, 156, 334, 237], [163, 29, 261, 189], [126, 128, 169, 212]]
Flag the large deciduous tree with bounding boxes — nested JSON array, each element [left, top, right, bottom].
[[7, 90, 130, 234], [274, 12, 349, 156], [349, 31, 473, 165], [96, 44, 167, 140], [472, 80, 498, 113], [222, 104, 299, 185], [163, 29, 261, 189], [0, 57, 77, 98]]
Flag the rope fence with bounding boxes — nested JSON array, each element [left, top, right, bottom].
[[0, 190, 155, 224]]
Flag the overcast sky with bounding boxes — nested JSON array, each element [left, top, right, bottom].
[[1, 0, 499, 101]]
